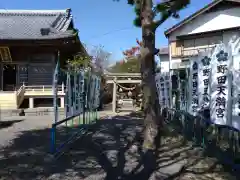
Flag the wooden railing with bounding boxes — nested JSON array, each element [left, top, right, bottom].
[[24, 84, 65, 94], [16, 85, 25, 108], [183, 45, 216, 56], [15, 84, 65, 107]]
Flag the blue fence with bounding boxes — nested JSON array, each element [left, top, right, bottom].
[[50, 61, 101, 155]]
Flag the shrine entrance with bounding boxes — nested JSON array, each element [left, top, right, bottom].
[[105, 73, 142, 113], [3, 64, 17, 91]]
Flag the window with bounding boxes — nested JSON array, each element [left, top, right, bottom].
[[209, 36, 222, 45], [194, 37, 209, 48], [171, 41, 183, 56], [184, 39, 194, 49]]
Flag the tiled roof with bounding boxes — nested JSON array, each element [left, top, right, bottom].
[[0, 9, 76, 40]]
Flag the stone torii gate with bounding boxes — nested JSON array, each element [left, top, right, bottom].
[[105, 72, 142, 113]]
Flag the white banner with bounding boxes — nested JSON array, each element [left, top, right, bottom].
[[155, 72, 170, 108], [198, 52, 211, 110], [93, 76, 101, 109], [73, 74, 77, 114], [210, 44, 233, 126], [65, 73, 72, 118], [88, 75, 95, 110], [180, 80, 187, 111], [165, 73, 170, 108], [95, 77, 101, 109], [232, 68, 240, 130], [229, 35, 240, 56], [188, 57, 199, 116], [77, 71, 84, 114]]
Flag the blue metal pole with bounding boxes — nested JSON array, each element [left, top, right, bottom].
[[50, 126, 56, 153]]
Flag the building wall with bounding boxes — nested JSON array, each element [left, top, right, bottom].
[[159, 54, 170, 72], [0, 46, 57, 90], [24, 54, 55, 86], [168, 6, 240, 70], [170, 30, 240, 69], [169, 7, 240, 41]]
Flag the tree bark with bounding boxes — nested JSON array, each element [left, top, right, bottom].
[[140, 0, 161, 151]]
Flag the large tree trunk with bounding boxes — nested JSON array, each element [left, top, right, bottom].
[[141, 0, 161, 151]]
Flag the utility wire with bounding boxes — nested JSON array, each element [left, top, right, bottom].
[[86, 26, 137, 41]]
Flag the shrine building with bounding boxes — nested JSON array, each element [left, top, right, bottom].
[[0, 9, 86, 109]]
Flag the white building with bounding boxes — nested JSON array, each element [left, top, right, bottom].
[[157, 47, 170, 72], [165, 0, 240, 71]]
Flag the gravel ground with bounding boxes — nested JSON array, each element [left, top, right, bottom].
[[0, 109, 129, 148], [0, 115, 53, 147], [0, 112, 238, 180]]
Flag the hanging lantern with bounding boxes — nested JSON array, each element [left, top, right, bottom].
[[128, 91, 132, 97]]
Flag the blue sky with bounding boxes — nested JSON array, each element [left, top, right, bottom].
[[2, 0, 212, 62]]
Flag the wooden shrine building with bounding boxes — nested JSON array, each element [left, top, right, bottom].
[[0, 9, 86, 109]]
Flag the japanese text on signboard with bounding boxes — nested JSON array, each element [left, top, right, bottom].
[[191, 61, 198, 114]]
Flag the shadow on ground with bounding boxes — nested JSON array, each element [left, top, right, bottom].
[[0, 112, 238, 179], [0, 119, 23, 129]]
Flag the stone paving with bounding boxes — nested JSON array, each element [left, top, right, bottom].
[[0, 111, 238, 179]]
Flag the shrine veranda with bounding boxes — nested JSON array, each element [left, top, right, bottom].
[[155, 42, 240, 131]]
